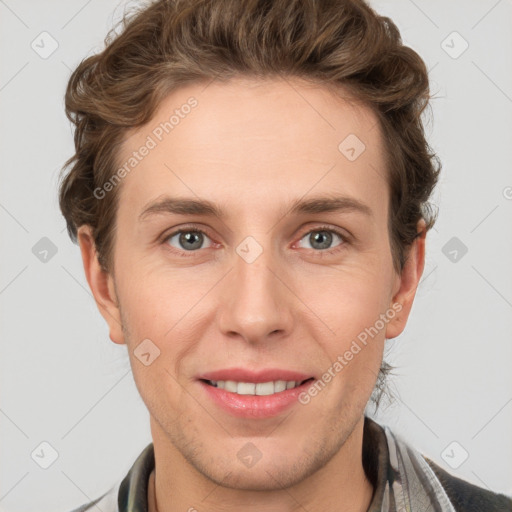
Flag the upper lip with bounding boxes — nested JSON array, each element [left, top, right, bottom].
[[197, 368, 315, 384]]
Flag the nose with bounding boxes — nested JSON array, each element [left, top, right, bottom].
[[217, 242, 294, 345]]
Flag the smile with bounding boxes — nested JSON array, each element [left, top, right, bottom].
[[204, 378, 313, 396], [198, 377, 316, 418]]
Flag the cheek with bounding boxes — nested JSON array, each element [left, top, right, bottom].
[[117, 276, 198, 420], [298, 265, 393, 333], [114, 250, 196, 331], [295, 266, 394, 386], [115, 261, 214, 376]]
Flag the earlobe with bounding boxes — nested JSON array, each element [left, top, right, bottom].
[[77, 225, 125, 345], [385, 221, 427, 340]]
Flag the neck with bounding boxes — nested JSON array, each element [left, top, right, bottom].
[[148, 415, 374, 512]]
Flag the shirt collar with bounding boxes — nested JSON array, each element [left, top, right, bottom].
[[117, 415, 389, 511]]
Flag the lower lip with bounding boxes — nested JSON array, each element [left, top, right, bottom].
[[198, 379, 314, 418]]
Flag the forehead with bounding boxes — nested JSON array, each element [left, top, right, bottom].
[[115, 76, 387, 219]]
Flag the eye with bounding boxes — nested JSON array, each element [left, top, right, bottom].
[[164, 228, 213, 253], [161, 224, 348, 258], [297, 227, 346, 253]]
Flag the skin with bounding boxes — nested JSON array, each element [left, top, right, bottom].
[[77, 76, 426, 512]]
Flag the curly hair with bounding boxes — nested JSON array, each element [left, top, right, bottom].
[[58, 0, 441, 409]]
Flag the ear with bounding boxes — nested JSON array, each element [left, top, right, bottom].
[[77, 225, 125, 345], [385, 220, 426, 339]]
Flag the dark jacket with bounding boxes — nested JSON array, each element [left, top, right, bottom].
[[424, 457, 512, 512]]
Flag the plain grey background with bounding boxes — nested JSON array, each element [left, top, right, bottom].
[[1, 0, 511, 511]]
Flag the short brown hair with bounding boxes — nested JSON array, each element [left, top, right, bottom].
[[58, 0, 441, 408]]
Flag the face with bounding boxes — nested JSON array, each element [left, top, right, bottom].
[[79, 76, 423, 491]]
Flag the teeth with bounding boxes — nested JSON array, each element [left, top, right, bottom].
[[237, 382, 255, 395], [224, 380, 237, 392], [255, 382, 274, 395], [209, 379, 304, 395], [274, 380, 287, 393]]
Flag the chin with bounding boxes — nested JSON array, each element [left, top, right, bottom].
[[200, 460, 310, 491]]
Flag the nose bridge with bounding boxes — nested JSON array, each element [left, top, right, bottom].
[[217, 235, 292, 342]]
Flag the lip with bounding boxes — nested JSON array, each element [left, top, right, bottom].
[[197, 367, 314, 383], [198, 379, 315, 418], [196, 367, 316, 419]]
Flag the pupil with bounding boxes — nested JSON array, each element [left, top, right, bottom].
[[180, 231, 202, 250], [312, 231, 331, 250]]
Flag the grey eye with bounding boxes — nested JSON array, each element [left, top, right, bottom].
[[167, 231, 211, 251], [298, 230, 343, 251]]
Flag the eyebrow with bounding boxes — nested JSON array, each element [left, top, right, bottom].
[[138, 194, 373, 222]]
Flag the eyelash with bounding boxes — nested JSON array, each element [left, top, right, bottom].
[[161, 224, 349, 258]]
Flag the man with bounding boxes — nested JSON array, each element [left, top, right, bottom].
[[59, 0, 512, 510]]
